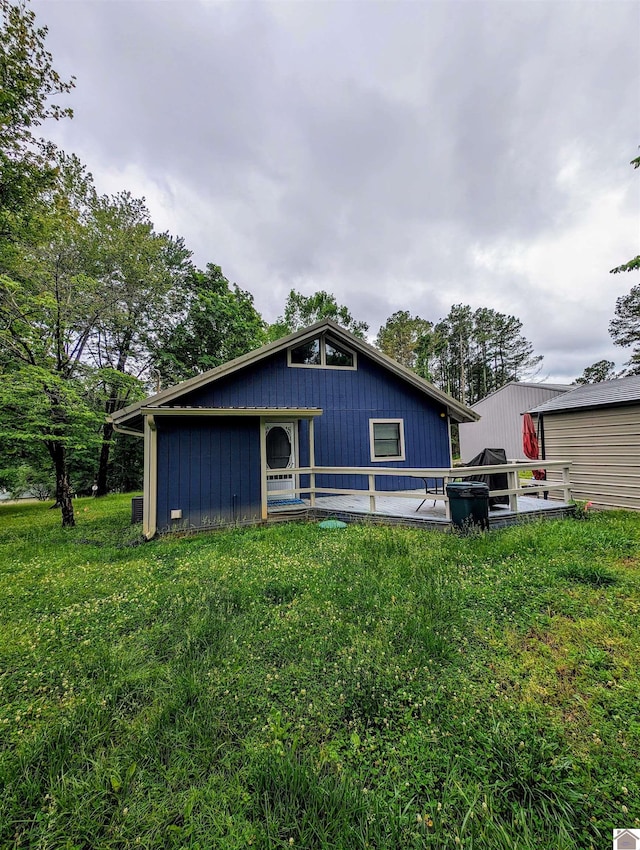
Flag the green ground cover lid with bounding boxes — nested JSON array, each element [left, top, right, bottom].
[[318, 519, 347, 529]]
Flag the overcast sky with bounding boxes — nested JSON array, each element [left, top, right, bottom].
[[33, 0, 640, 382]]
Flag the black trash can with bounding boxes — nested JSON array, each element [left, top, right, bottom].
[[446, 481, 489, 531]]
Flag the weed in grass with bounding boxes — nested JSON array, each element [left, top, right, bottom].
[[341, 662, 394, 729], [478, 717, 583, 820], [560, 563, 618, 587], [582, 645, 613, 671], [248, 750, 373, 849], [263, 582, 299, 606]]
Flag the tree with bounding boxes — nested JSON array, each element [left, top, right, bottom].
[[609, 285, 640, 375], [375, 311, 432, 369], [0, 155, 104, 525], [0, 0, 74, 239], [414, 304, 542, 405], [83, 190, 192, 495], [0, 1, 85, 525], [0, 422, 53, 499], [574, 359, 617, 385], [0, 367, 102, 522], [151, 263, 266, 386], [487, 311, 542, 392], [271, 290, 368, 338]]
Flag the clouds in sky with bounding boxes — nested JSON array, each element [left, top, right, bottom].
[[34, 0, 640, 381]]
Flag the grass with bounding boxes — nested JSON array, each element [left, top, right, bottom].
[[0, 495, 639, 849]]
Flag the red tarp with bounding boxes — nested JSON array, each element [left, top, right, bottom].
[[522, 413, 539, 459], [522, 413, 546, 480]]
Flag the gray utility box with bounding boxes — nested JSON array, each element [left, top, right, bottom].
[[131, 496, 143, 524]]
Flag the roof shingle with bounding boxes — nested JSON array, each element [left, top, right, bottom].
[[530, 375, 640, 414]]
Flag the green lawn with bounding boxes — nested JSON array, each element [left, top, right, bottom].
[[1, 496, 639, 849]]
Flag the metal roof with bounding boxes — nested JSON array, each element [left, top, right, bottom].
[[140, 406, 323, 418], [530, 374, 640, 414], [469, 380, 572, 409]]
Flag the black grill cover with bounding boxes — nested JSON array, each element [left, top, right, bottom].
[[467, 447, 509, 507]]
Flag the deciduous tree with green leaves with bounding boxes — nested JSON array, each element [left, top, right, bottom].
[[0, 1, 88, 524], [83, 190, 192, 495], [0, 156, 105, 524], [151, 263, 266, 386], [0, 0, 74, 240], [375, 310, 432, 369], [270, 289, 368, 339]]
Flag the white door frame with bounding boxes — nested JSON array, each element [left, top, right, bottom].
[[263, 421, 298, 497]]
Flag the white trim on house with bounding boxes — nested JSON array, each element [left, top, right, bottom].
[[143, 415, 157, 540], [369, 418, 406, 462], [264, 421, 298, 496], [112, 423, 145, 438], [259, 415, 318, 518], [259, 417, 268, 520]]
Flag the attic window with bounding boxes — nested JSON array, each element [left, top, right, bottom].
[[325, 339, 353, 366], [289, 335, 356, 369], [290, 338, 321, 365]]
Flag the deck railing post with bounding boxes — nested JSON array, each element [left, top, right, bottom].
[[562, 464, 571, 503], [309, 418, 316, 507], [369, 474, 376, 512], [259, 418, 268, 520], [508, 469, 519, 512], [443, 474, 451, 521]]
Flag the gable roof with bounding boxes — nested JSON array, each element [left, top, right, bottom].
[[110, 319, 479, 431], [469, 381, 572, 410], [531, 374, 640, 415]]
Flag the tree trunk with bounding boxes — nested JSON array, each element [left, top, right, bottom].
[[96, 420, 114, 496], [49, 441, 75, 527]]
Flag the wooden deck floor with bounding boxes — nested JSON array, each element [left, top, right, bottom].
[[268, 493, 574, 530]]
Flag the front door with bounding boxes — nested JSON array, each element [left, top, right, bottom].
[[265, 422, 296, 495]]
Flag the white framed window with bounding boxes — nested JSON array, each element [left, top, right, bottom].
[[288, 334, 357, 370], [369, 419, 405, 462]]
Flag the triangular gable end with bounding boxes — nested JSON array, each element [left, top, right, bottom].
[[110, 319, 479, 432]]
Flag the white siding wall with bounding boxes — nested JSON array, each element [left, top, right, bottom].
[[543, 405, 640, 510], [459, 384, 569, 462]]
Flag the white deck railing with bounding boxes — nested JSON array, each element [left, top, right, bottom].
[[266, 460, 572, 521]]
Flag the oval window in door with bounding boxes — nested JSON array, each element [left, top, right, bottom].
[[266, 426, 292, 469]]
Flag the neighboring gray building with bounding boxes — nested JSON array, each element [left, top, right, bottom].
[[531, 375, 640, 511], [459, 382, 571, 462]]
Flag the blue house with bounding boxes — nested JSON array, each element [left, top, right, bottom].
[[110, 320, 478, 537]]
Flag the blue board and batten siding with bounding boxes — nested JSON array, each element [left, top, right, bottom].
[[154, 348, 451, 530], [181, 350, 451, 485], [156, 418, 261, 533]]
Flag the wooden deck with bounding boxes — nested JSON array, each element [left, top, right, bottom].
[[268, 492, 574, 530]]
